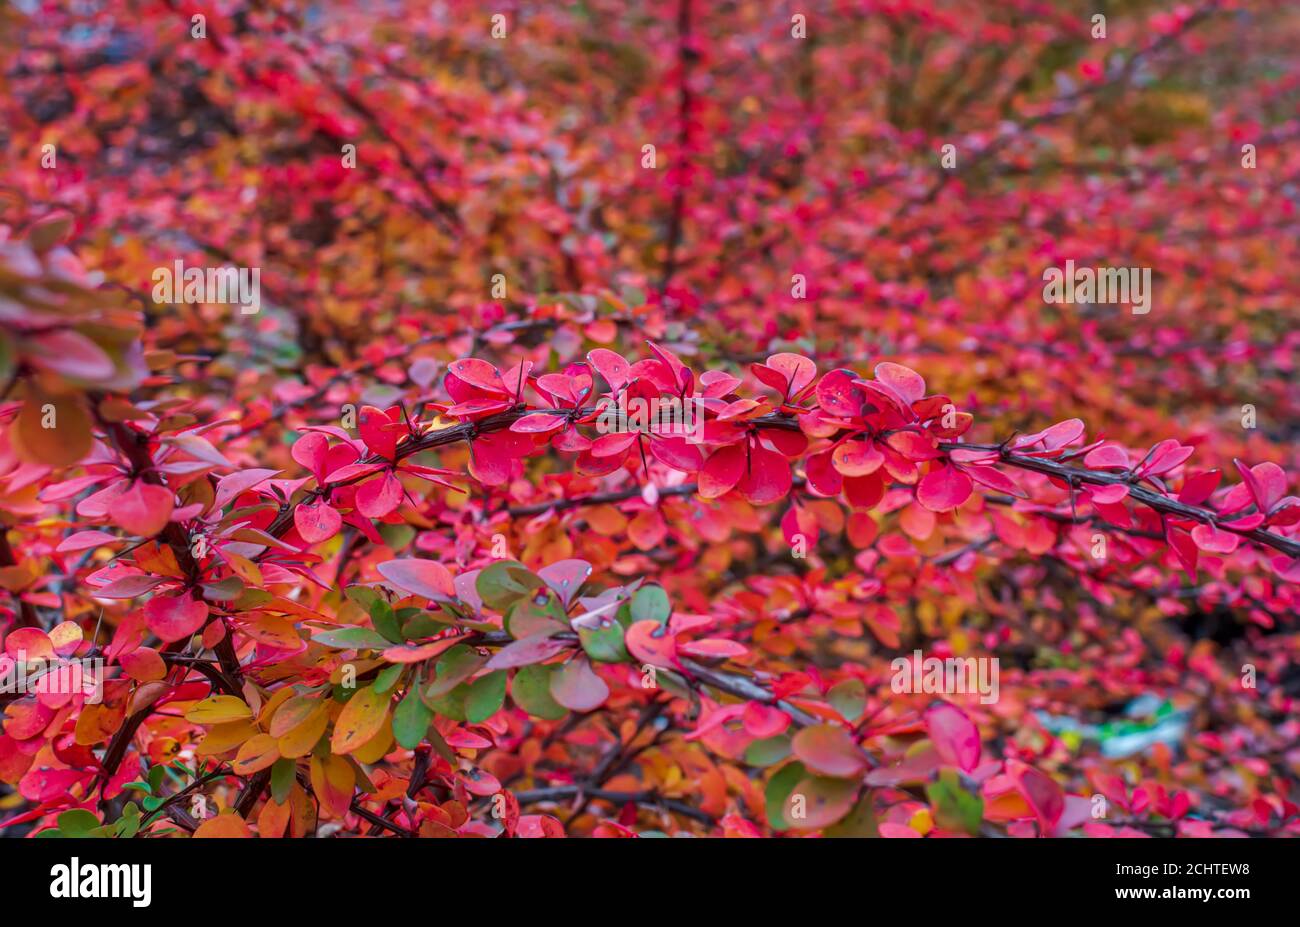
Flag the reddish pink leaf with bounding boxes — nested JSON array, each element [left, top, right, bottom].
[[625, 620, 678, 668], [737, 445, 792, 505], [108, 482, 174, 537], [766, 352, 817, 396], [698, 444, 746, 499], [586, 349, 631, 391], [357, 405, 401, 460], [792, 724, 866, 777], [355, 470, 404, 518], [916, 465, 973, 512], [1084, 444, 1130, 470], [485, 633, 572, 670], [55, 530, 123, 553], [447, 359, 508, 395], [294, 500, 342, 543], [291, 432, 330, 480], [376, 559, 454, 600], [550, 657, 609, 711], [144, 592, 209, 643], [873, 362, 925, 404], [926, 702, 981, 772], [1007, 759, 1065, 833]]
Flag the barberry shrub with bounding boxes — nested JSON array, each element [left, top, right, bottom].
[[0, 0, 1297, 839]]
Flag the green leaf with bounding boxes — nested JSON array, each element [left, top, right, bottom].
[[824, 793, 879, 837], [927, 768, 983, 836], [765, 761, 806, 831], [373, 663, 404, 694], [199, 576, 244, 601], [233, 588, 274, 612], [827, 678, 867, 723], [426, 683, 469, 722], [744, 734, 792, 767], [394, 687, 434, 748], [425, 645, 488, 699], [577, 617, 628, 663], [511, 664, 566, 720], [631, 584, 670, 625], [345, 585, 382, 612], [465, 671, 507, 723], [402, 610, 453, 638], [147, 764, 166, 793], [270, 758, 297, 805], [476, 560, 543, 611], [425, 723, 456, 766], [785, 775, 858, 830], [57, 809, 101, 837], [312, 627, 393, 650], [378, 523, 416, 553], [505, 589, 570, 640], [369, 599, 403, 643], [114, 803, 142, 839]]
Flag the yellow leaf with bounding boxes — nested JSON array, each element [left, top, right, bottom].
[[310, 753, 355, 819], [195, 720, 258, 757], [184, 695, 253, 725], [275, 702, 330, 759], [225, 552, 262, 587], [231, 734, 280, 775], [329, 685, 389, 755], [241, 613, 299, 649], [257, 686, 298, 729], [352, 716, 393, 765]]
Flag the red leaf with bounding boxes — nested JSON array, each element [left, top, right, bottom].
[[357, 406, 401, 460], [485, 633, 572, 670], [805, 450, 844, 497], [537, 559, 592, 608], [791, 724, 866, 777], [678, 638, 748, 659], [926, 702, 981, 772], [294, 500, 342, 543], [1178, 469, 1221, 506], [447, 359, 508, 395], [144, 592, 209, 643], [355, 470, 404, 518], [108, 482, 174, 537], [916, 465, 973, 512], [1234, 459, 1286, 513], [766, 352, 817, 396], [55, 530, 123, 553], [873, 362, 925, 404], [1191, 523, 1240, 554], [510, 412, 566, 434], [625, 620, 678, 668], [376, 559, 454, 600], [737, 445, 792, 505], [699, 444, 746, 499], [291, 432, 330, 480], [816, 368, 861, 418], [550, 657, 609, 711], [587, 349, 631, 391], [742, 702, 791, 738], [964, 464, 1025, 498], [1083, 444, 1130, 470], [832, 440, 884, 477], [1007, 759, 1065, 833]]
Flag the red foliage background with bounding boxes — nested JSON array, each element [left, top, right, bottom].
[[0, 0, 1297, 838]]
